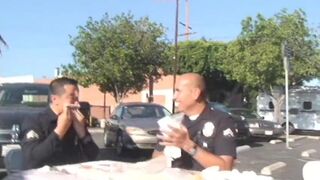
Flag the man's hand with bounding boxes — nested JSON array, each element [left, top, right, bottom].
[[54, 104, 72, 139], [70, 106, 86, 139], [157, 125, 195, 151]]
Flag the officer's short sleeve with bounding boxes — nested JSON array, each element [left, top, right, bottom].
[[211, 117, 237, 158]]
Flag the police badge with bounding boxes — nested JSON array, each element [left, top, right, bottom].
[[202, 122, 215, 137]]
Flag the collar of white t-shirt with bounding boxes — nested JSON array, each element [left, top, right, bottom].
[[188, 114, 200, 121]]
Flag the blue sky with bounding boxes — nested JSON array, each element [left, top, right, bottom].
[[1, 0, 319, 78]]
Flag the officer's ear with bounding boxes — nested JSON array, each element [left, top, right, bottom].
[[192, 88, 202, 101], [50, 94, 59, 105]]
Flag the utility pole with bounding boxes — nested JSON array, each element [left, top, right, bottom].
[[172, 0, 179, 113], [185, 0, 190, 41], [282, 41, 292, 149]]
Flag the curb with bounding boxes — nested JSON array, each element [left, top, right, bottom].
[[260, 162, 287, 176], [289, 136, 306, 142], [307, 136, 320, 140], [236, 145, 251, 153], [269, 139, 283, 144], [301, 149, 317, 158]]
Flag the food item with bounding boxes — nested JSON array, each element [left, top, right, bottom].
[[157, 113, 184, 132], [67, 104, 81, 109], [157, 113, 185, 160]]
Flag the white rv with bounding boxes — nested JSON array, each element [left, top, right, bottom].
[[257, 87, 320, 132]]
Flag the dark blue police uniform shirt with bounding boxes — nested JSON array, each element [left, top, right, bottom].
[[155, 106, 237, 171]]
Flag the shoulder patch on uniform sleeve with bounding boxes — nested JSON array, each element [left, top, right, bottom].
[[26, 130, 39, 140], [202, 122, 215, 137], [223, 128, 234, 138]]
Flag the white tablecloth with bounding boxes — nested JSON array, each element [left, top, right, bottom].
[[5, 157, 273, 180]]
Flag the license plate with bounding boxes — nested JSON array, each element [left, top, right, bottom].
[[265, 130, 273, 135]]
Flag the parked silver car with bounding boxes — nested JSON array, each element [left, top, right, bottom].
[[230, 108, 284, 138], [103, 102, 171, 155]]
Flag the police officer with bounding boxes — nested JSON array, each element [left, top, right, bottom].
[[153, 73, 236, 171], [21, 77, 99, 170]]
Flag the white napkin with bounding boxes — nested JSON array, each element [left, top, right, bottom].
[[157, 113, 185, 162]]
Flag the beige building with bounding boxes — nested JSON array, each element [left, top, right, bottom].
[[35, 75, 176, 119]]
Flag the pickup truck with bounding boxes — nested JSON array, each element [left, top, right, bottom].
[[0, 83, 49, 155], [0, 83, 91, 156]]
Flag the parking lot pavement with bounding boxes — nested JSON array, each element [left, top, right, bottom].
[[235, 136, 320, 180], [90, 128, 153, 163]]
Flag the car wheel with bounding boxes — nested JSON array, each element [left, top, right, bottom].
[[116, 132, 125, 156], [282, 123, 295, 134], [103, 131, 112, 147]]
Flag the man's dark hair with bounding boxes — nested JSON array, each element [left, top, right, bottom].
[[49, 77, 78, 96]]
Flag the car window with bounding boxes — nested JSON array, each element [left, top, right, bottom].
[[0, 85, 49, 107], [122, 105, 170, 119], [209, 102, 230, 113]]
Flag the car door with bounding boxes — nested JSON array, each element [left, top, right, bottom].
[[106, 106, 123, 144]]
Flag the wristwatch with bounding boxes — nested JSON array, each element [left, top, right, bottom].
[[188, 145, 198, 157]]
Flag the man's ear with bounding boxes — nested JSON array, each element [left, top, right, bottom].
[[50, 95, 58, 105], [192, 88, 202, 101]]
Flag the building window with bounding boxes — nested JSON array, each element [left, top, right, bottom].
[[303, 101, 312, 110]]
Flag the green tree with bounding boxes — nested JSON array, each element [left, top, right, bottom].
[[222, 9, 320, 123], [165, 40, 239, 103], [0, 35, 8, 55], [62, 13, 169, 102]]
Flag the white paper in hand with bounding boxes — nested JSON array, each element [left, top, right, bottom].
[[157, 113, 184, 132], [157, 113, 185, 160]]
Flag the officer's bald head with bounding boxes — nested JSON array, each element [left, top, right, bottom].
[[178, 73, 207, 101]]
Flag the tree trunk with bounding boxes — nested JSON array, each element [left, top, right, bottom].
[[225, 84, 241, 106], [103, 92, 107, 119], [148, 76, 154, 103], [112, 84, 120, 103], [270, 88, 285, 124]]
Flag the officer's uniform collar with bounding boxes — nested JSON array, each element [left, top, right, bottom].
[[184, 106, 212, 128]]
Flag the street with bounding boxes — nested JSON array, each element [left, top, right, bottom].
[[89, 128, 154, 163], [235, 136, 320, 180]]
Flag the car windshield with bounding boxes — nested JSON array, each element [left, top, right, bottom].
[[208, 102, 230, 113], [231, 109, 258, 119], [0, 85, 49, 107], [122, 105, 171, 119]]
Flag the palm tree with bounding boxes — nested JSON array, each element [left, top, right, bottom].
[[0, 35, 8, 55]]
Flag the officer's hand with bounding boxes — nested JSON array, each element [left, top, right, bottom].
[[54, 104, 72, 139], [71, 108, 86, 138], [157, 125, 192, 149], [71, 106, 86, 125]]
